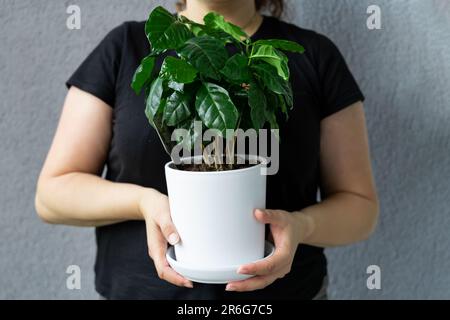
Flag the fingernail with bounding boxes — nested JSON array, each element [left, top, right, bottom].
[[168, 233, 179, 245], [184, 282, 193, 289], [225, 284, 235, 291], [237, 267, 247, 274]]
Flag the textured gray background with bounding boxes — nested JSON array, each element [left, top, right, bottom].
[[0, 0, 449, 300]]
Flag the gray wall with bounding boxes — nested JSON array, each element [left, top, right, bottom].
[[0, 0, 449, 299]]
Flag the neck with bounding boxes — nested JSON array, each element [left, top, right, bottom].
[[180, 0, 260, 34]]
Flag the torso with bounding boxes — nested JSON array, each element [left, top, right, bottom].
[[69, 15, 363, 299]]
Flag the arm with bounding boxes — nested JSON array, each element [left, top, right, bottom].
[[227, 102, 379, 291], [35, 87, 151, 226], [35, 87, 193, 288], [300, 101, 379, 246]]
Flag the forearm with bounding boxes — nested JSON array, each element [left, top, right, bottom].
[[35, 172, 158, 227], [296, 192, 379, 247]]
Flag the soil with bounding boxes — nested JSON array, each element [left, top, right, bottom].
[[176, 159, 260, 172]]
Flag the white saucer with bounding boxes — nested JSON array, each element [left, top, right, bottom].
[[166, 241, 275, 284]]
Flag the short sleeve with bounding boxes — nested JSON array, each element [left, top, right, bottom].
[[66, 24, 125, 107], [316, 34, 365, 119]]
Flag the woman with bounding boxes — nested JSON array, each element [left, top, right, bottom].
[[35, 0, 379, 300]]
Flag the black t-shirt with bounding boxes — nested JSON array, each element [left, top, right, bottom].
[[67, 16, 364, 300]]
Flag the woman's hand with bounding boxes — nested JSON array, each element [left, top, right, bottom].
[[225, 209, 314, 292], [139, 190, 193, 289]]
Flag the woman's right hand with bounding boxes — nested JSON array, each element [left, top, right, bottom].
[[139, 189, 193, 288]]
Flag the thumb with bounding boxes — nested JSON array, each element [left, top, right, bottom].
[[157, 214, 180, 246], [254, 209, 282, 225]]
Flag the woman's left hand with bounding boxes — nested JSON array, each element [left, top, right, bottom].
[[225, 209, 313, 292]]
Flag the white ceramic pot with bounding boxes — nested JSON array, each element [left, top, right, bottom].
[[165, 155, 267, 270]]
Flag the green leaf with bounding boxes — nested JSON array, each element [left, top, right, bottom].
[[250, 45, 290, 80], [267, 111, 280, 140], [193, 27, 235, 45], [248, 82, 267, 130], [145, 77, 165, 124], [190, 24, 206, 37], [275, 49, 290, 80], [131, 55, 156, 95], [203, 12, 248, 42], [159, 56, 198, 84], [145, 6, 192, 50], [253, 39, 305, 53], [163, 91, 192, 126], [220, 54, 251, 84], [177, 15, 205, 36], [183, 13, 235, 44], [168, 81, 184, 92], [178, 118, 202, 149], [281, 81, 293, 108], [179, 36, 229, 80], [265, 93, 280, 138], [177, 15, 194, 24], [252, 63, 293, 109], [252, 63, 288, 95], [278, 94, 288, 119], [195, 82, 239, 134], [178, 16, 231, 42]]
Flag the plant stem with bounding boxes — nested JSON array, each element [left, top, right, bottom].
[[248, 44, 255, 65], [228, 116, 241, 169], [214, 137, 222, 170]]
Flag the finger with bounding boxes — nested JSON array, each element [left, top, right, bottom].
[[254, 209, 284, 226], [146, 221, 193, 288], [226, 275, 276, 292], [256, 208, 292, 250], [157, 261, 194, 289], [238, 249, 290, 276], [154, 209, 180, 246], [148, 223, 193, 288]]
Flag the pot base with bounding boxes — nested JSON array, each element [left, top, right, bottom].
[[166, 241, 275, 284]]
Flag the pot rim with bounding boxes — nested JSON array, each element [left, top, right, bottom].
[[165, 155, 268, 175]]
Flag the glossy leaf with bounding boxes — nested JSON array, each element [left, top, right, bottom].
[[252, 63, 287, 95], [220, 54, 251, 84], [177, 15, 205, 36], [265, 93, 280, 139], [281, 81, 293, 108], [177, 15, 194, 24], [206, 29, 235, 44], [195, 83, 239, 134], [192, 26, 236, 45], [159, 56, 198, 84], [177, 16, 231, 42], [145, 77, 165, 125], [179, 36, 229, 80], [131, 55, 155, 95], [189, 24, 205, 36], [145, 6, 192, 50], [250, 45, 290, 80], [252, 63, 293, 109], [253, 39, 305, 53], [168, 81, 184, 92], [203, 12, 248, 42], [135, 6, 301, 156], [163, 91, 192, 126], [248, 82, 267, 130], [279, 94, 287, 113], [178, 118, 202, 149]]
